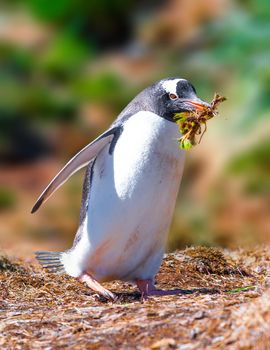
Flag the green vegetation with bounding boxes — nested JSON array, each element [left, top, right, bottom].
[[229, 138, 270, 195], [0, 187, 16, 210]]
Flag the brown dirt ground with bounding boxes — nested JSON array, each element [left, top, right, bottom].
[[1, 246, 270, 350]]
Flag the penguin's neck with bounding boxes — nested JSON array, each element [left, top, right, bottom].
[[119, 110, 182, 155], [115, 90, 174, 125]]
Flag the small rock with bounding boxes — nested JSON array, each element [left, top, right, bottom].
[[193, 310, 207, 320], [189, 327, 200, 339], [178, 345, 193, 350], [212, 336, 224, 344], [150, 338, 177, 349], [254, 266, 262, 273]]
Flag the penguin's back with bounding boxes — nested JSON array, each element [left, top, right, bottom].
[[63, 111, 185, 281]]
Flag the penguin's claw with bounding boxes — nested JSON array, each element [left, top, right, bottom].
[[101, 289, 117, 301], [79, 273, 116, 301]]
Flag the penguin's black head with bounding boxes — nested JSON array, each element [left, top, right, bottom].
[[151, 78, 210, 122]]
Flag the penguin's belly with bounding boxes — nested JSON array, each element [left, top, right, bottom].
[[72, 111, 185, 281]]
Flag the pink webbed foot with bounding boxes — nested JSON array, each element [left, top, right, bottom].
[[79, 273, 116, 301], [136, 279, 187, 301]]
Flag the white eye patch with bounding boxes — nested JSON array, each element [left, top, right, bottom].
[[161, 79, 185, 95]]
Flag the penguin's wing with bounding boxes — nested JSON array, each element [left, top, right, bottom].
[[31, 127, 120, 213]]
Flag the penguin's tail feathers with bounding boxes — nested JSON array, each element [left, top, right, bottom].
[[35, 251, 65, 274]]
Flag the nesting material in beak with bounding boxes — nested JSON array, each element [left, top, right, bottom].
[[174, 93, 226, 150]]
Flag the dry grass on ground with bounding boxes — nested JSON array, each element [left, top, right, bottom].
[[1, 246, 270, 349]]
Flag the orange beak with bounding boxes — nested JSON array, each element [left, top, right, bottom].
[[185, 100, 210, 111]]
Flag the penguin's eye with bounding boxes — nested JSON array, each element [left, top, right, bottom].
[[169, 93, 178, 100]]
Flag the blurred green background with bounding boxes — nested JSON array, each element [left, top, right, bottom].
[[0, 0, 269, 256]]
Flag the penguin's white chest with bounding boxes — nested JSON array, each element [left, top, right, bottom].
[[67, 111, 185, 281]]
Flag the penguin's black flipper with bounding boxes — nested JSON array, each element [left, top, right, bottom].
[[31, 127, 120, 213]]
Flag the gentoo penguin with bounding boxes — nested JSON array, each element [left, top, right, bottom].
[[32, 78, 209, 300]]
